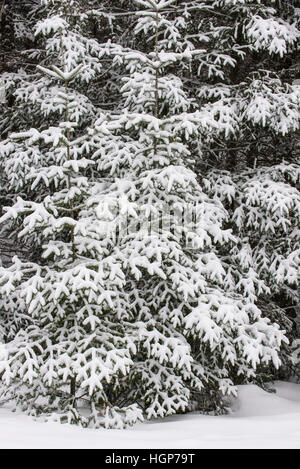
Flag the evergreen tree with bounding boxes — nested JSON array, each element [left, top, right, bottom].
[[0, 0, 297, 429]]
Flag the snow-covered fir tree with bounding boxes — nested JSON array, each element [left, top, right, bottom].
[[93, 0, 288, 411], [0, 0, 296, 428]]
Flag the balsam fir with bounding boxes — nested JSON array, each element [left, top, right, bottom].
[[0, 0, 293, 428]]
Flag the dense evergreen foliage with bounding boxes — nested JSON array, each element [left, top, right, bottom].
[[0, 0, 299, 428]]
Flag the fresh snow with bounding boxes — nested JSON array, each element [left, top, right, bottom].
[[0, 381, 300, 449]]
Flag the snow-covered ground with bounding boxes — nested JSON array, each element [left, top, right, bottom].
[[0, 381, 300, 449]]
